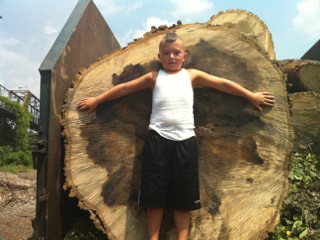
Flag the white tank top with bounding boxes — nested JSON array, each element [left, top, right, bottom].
[[148, 68, 195, 141]]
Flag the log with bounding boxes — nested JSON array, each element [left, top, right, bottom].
[[277, 59, 320, 152], [289, 92, 320, 154], [278, 59, 320, 93], [208, 9, 276, 60], [62, 18, 292, 239]]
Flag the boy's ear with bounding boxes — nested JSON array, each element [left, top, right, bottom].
[[158, 53, 161, 60], [184, 52, 189, 60]]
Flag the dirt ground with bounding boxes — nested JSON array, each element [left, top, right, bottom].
[[0, 170, 36, 240]]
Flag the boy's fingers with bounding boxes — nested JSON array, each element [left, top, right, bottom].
[[77, 103, 86, 110], [256, 105, 263, 112], [263, 98, 274, 104], [260, 93, 275, 104], [77, 98, 88, 106]]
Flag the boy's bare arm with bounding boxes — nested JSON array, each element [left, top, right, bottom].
[[189, 69, 275, 112], [77, 72, 156, 113]]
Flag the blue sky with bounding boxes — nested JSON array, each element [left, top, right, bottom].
[[1, 0, 320, 98]]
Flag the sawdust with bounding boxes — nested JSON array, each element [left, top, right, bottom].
[[0, 170, 36, 240]]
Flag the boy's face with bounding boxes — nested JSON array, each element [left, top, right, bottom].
[[158, 39, 188, 73]]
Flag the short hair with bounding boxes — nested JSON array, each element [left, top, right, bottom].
[[159, 32, 185, 52], [162, 32, 183, 43]]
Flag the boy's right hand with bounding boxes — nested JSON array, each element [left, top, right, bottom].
[[77, 97, 98, 113], [249, 92, 275, 112]]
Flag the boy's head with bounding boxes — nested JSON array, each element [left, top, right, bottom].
[[159, 32, 185, 51], [158, 32, 188, 73]]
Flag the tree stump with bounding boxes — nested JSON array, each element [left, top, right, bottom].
[[62, 15, 293, 240]]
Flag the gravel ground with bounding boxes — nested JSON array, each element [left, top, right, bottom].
[[0, 170, 36, 240]]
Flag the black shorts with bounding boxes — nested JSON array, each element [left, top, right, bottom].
[[138, 130, 201, 211]]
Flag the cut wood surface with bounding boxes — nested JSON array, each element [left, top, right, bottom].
[[289, 92, 320, 154], [208, 9, 276, 60], [278, 59, 320, 93], [62, 19, 293, 239]]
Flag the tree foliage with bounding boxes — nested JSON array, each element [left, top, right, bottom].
[[268, 152, 320, 240], [0, 96, 33, 166]]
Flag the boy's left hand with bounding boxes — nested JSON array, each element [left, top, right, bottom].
[[251, 92, 275, 112]]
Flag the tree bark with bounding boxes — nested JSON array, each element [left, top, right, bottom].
[[62, 21, 292, 239]]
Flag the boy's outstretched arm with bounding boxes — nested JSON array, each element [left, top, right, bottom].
[[189, 69, 275, 112], [77, 72, 156, 113]]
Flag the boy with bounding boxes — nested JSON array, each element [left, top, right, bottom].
[[77, 32, 274, 240]]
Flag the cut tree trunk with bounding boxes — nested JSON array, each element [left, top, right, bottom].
[[278, 59, 320, 93], [279, 59, 320, 153], [208, 9, 276, 60], [289, 92, 320, 154], [62, 18, 292, 240]]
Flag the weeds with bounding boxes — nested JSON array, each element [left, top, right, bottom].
[[0, 164, 33, 174], [268, 152, 320, 240]]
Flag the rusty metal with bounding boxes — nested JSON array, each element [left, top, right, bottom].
[[38, 188, 48, 202], [32, 139, 47, 170], [33, 0, 121, 239]]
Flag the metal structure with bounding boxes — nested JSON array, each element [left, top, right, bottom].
[[301, 39, 320, 61], [32, 0, 121, 239], [0, 84, 40, 130]]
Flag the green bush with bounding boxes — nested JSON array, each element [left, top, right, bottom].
[[0, 96, 33, 167], [0, 145, 32, 166], [0, 117, 16, 146], [268, 152, 320, 240], [0, 145, 13, 165]]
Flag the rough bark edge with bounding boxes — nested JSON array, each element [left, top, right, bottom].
[[209, 9, 276, 60]]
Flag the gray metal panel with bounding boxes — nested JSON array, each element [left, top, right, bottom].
[[301, 39, 320, 61], [35, 0, 121, 239]]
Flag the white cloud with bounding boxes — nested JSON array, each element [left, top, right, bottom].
[[293, 0, 320, 40], [170, 0, 214, 17], [133, 17, 175, 39], [0, 49, 40, 97], [95, 0, 143, 15], [119, 17, 175, 47], [44, 26, 58, 35], [117, 29, 135, 47], [1, 37, 19, 46]]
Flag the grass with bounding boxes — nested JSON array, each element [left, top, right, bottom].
[[0, 164, 34, 174]]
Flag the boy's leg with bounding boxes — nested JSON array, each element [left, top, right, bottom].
[[173, 209, 190, 240], [147, 208, 163, 240]]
